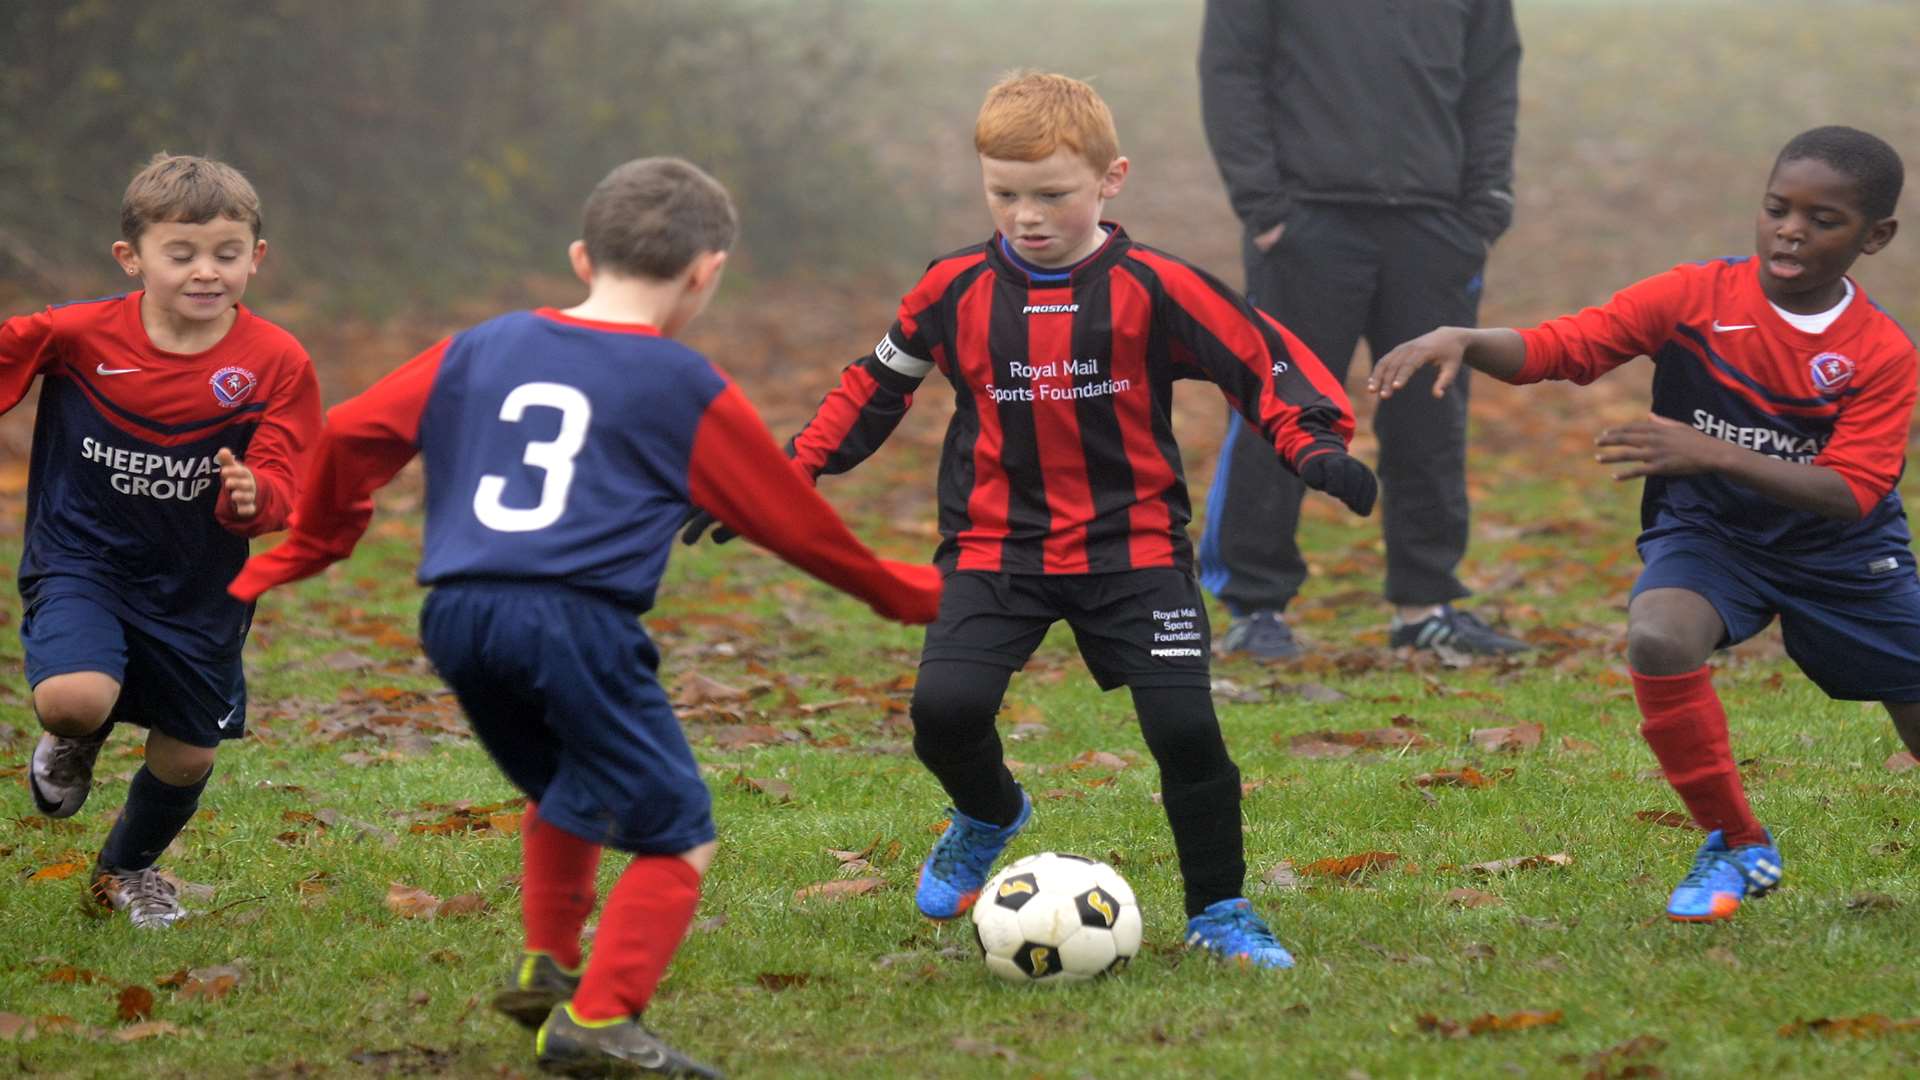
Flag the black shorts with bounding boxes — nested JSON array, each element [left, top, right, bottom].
[[921, 569, 1212, 690]]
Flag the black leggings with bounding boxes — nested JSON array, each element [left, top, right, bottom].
[[909, 659, 1246, 915]]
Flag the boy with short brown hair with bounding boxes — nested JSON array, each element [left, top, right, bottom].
[[690, 72, 1375, 968], [5, 152, 320, 928], [232, 155, 940, 1077]]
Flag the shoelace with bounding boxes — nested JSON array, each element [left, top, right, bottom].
[[118, 868, 181, 919], [1676, 848, 1736, 891], [929, 815, 1001, 880], [1211, 905, 1283, 952], [43, 735, 103, 784]]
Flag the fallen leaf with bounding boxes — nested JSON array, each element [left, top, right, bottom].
[[1779, 1015, 1920, 1038], [675, 672, 753, 706], [1884, 752, 1919, 773], [732, 773, 795, 802], [116, 986, 155, 1022], [794, 877, 883, 904], [754, 972, 814, 991], [1568, 1034, 1667, 1075], [1299, 851, 1400, 880], [28, 859, 88, 882], [1444, 888, 1503, 908], [436, 893, 489, 917], [1262, 861, 1303, 890], [1559, 736, 1600, 754], [1413, 767, 1499, 789], [1471, 1010, 1563, 1034], [1846, 892, 1900, 913], [384, 882, 443, 919], [1469, 723, 1543, 752], [1634, 810, 1700, 830], [42, 965, 106, 985], [1066, 749, 1131, 771], [1467, 853, 1574, 876], [114, 1020, 183, 1042], [0, 1013, 34, 1042], [178, 972, 239, 1003]]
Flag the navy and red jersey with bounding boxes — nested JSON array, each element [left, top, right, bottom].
[[0, 292, 320, 656], [790, 223, 1355, 575], [1516, 257, 1918, 580], [229, 308, 939, 623]]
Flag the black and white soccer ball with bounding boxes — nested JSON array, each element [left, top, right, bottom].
[[971, 852, 1142, 985]]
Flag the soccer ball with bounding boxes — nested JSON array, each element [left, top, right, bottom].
[[971, 852, 1142, 985]]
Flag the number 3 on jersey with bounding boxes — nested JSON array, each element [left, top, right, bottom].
[[472, 382, 591, 532]]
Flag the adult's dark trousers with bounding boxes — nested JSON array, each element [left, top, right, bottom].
[[1198, 203, 1485, 613]]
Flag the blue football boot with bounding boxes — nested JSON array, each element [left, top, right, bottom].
[[1184, 897, 1295, 969], [915, 789, 1032, 920], [1666, 828, 1782, 922]]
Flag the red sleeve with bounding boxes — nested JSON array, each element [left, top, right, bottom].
[[227, 339, 447, 601], [689, 382, 941, 624], [0, 309, 64, 414], [1815, 342, 1918, 515], [215, 342, 322, 536], [1131, 249, 1354, 469], [1514, 268, 1682, 385]]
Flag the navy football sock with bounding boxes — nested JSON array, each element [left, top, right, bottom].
[[99, 765, 211, 872]]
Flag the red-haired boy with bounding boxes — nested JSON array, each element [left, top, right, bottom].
[[690, 72, 1375, 967]]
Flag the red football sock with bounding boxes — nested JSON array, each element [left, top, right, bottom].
[[520, 801, 602, 971], [1633, 667, 1766, 846], [569, 855, 702, 1022]]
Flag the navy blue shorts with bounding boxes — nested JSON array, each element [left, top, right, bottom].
[[1634, 532, 1920, 701], [922, 568, 1213, 690], [20, 589, 246, 748], [419, 580, 714, 855]]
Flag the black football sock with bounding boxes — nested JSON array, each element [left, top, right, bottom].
[[1160, 769, 1247, 918], [910, 660, 1024, 825], [99, 765, 211, 872]]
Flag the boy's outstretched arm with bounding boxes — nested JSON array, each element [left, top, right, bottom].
[[1593, 413, 1861, 519], [686, 380, 940, 624], [227, 341, 445, 601], [1369, 327, 1527, 399], [683, 339, 923, 545], [0, 309, 67, 415]]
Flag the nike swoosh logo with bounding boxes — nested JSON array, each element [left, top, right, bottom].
[[1711, 321, 1756, 332], [96, 364, 141, 375], [216, 709, 237, 729]]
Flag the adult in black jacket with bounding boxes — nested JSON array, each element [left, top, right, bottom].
[[1196, 0, 1529, 659]]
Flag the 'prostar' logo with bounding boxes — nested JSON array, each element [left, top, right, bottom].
[[210, 366, 259, 408], [1809, 352, 1855, 394], [1023, 303, 1079, 314]]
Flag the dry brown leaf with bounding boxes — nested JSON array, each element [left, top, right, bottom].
[[1634, 810, 1700, 830], [793, 877, 883, 904], [754, 972, 814, 991], [114, 1020, 183, 1042], [1262, 861, 1303, 890], [0, 1013, 34, 1042], [436, 893, 489, 917], [177, 972, 239, 1003], [116, 986, 155, 1022], [1066, 749, 1131, 771], [1444, 888, 1503, 909], [1471, 1010, 1563, 1034], [1467, 853, 1574, 876], [1299, 851, 1400, 880], [384, 882, 443, 919], [1469, 723, 1543, 752], [1413, 767, 1500, 789], [42, 965, 105, 985], [1883, 751, 1918, 773], [29, 859, 88, 882], [675, 672, 752, 706], [1779, 1015, 1920, 1038], [732, 774, 795, 802]]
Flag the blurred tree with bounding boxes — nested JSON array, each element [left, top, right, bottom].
[[0, 0, 910, 307]]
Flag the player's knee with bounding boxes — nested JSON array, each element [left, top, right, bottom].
[[144, 740, 215, 787], [1626, 621, 1706, 677], [32, 675, 118, 736]]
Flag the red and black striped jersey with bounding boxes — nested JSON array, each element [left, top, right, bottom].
[[790, 224, 1355, 575], [1516, 257, 1917, 574], [0, 292, 320, 655]]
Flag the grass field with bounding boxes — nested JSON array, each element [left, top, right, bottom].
[[8, 1, 1920, 1078]]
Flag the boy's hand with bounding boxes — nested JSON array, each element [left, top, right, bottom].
[[1299, 450, 1378, 516], [216, 448, 257, 519], [1594, 414, 1727, 480], [679, 507, 738, 545], [1369, 327, 1469, 399]]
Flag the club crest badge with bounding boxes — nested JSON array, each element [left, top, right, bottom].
[[210, 366, 259, 408], [1809, 352, 1855, 394]]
